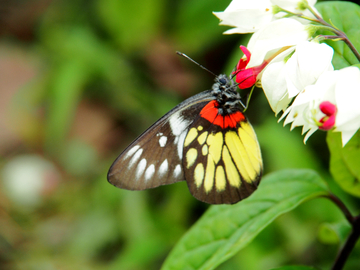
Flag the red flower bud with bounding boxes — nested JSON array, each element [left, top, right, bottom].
[[233, 45, 268, 89], [319, 101, 337, 116], [318, 101, 337, 131]]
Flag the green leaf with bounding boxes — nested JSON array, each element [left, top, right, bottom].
[[162, 169, 330, 270], [318, 220, 351, 245], [327, 131, 360, 197], [316, 2, 360, 70], [270, 266, 318, 270]]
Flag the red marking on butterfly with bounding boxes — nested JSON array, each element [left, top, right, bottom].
[[200, 100, 245, 129]]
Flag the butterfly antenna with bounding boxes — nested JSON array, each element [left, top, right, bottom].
[[230, 65, 239, 80], [176, 51, 217, 77]]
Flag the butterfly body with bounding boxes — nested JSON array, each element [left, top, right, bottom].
[[108, 74, 263, 204]]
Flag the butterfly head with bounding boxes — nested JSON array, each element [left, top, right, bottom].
[[211, 74, 244, 115]]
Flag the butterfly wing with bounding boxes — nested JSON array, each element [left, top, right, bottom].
[[108, 83, 263, 204], [182, 103, 263, 204], [107, 91, 214, 190]]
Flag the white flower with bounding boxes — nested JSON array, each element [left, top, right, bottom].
[[272, 0, 319, 18], [285, 41, 334, 97], [281, 71, 338, 142], [261, 41, 334, 114], [281, 66, 360, 145], [213, 0, 360, 147], [333, 67, 360, 145], [261, 47, 295, 114], [213, 0, 273, 34], [213, 0, 318, 34], [246, 18, 311, 67]]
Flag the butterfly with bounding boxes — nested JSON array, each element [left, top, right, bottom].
[[107, 56, 263, 204]]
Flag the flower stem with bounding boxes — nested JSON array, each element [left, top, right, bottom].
[[327, 193, 354, 224], [331, 214, 360, 270], [319, 28, 360, 63], [307, 6, 360, 63], [343, 38, 360, 63], [299, 2, 360, 63], [326, 193, 360, 270]]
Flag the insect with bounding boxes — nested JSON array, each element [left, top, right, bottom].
[[107, 53, 263, 204]]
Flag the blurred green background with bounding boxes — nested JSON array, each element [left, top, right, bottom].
[[0, 0, 359, 269]]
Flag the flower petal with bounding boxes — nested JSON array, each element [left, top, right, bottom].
[[246, 18, 310, 67], [214, 9, 273, 34], [333, 67, 360, 145], [285, 41, 334, 98], [213, 0, 273, 34], [261, 48, 294, 114]]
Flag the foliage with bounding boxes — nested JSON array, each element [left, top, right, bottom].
[[0, 1, 359, 270]]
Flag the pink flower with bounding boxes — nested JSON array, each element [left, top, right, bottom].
[[233, 46, 268, 89], [319, 101, 337, 131]]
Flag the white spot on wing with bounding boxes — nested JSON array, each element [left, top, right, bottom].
[[159, 136, 167, 147], [169, 111, 190, 136], [173, 164, 182, 178], [144, 164, 155, 181], [177, 131, 187, 159], [124, 145, 140, 160], [136, 158, 147, 179], [158, 159, 168, 177], [128, 148, 143, 168]]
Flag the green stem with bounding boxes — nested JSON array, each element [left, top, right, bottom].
[[326, 193, 360, 270], [275, 5, 319, 23], [327, 193, 354, 224], [343, 37, 360, 63], [278, 2, 360, 63], [305, 3, 360, 63], [243, 85, 255, 112], [331, 214, 360, 270], [318, 28, 360, 62]]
